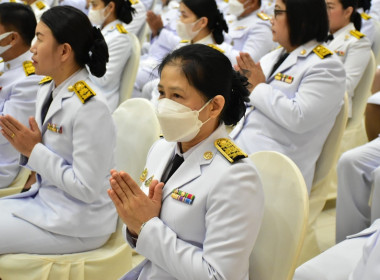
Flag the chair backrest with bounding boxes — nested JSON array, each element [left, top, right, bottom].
[[348, 50, 376, 130], [0, 167, 31, 198], [312, 93, 349, 187], [371, 20, 380, 65], [249, 151, 309, 280], [112, 98, 160, 183], [118, 33, 141, 105]]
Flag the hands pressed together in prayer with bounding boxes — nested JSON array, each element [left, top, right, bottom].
[[108, 170, 164, 236], [235, 52, 266, 92], [146, 11, 163, 38], [0, 115, 42, 158]]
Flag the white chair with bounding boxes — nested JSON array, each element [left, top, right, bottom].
[[0, 218, 132, 280], [118, 32, 141, 105], [0, 167, 31, 198], [249, 151, 309, 280], [371, 20, 380, 64], [112, 98, 160, 183], [297, 93, 349, 265]]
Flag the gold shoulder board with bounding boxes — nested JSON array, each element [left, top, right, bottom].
[[23, 61, 35, 76], [39, 76, 53, 85], [116, 23, 128, 34], [69, 81, 96, 104], [312, 45, 333, 59], [361, 12, 372, 20], [10, 0, 16, 2], [35, 1, 46, 10], [207, 44, 225, 53], [129, 0, 138, 4], [180, 39, 190, 44], [215, 138, 247, 163], [257, 12, 270, 21], [223, 0, 229, 2], [350, 29, 365, 39]]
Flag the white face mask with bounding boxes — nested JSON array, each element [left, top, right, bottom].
[[88, 5, 110, 26], [176, 18, 202, 41], [228, 0, 245, 17], [0, 31, 14, 55], [156, 98, 212, 142]]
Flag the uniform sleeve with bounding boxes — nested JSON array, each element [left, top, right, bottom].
[[250, 58, 346, 134], [135, 163, 265, 280], [125, 1, 147, 35], [27, 100, 116, 203]]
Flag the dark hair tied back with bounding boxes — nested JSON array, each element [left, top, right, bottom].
[[223, 71, 250, 126], [88, 27, 109, 77], [212, 10, 229, 45]]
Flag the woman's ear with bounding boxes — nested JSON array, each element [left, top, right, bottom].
[[60, 43, 73, 63], [344, 6, 354, 21], [198, 17, 209, 29], [209, 95, 225, 119], [107, 1, 115, 14]]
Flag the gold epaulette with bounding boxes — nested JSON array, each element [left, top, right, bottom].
[[215, 138, 247, 163], [129, 0, 138, 4], [39, 76, 53, 84], [350, 29, 365, 39], [10, 0, 17, 2], [180, 39, 190, 44], [68, 81, 96, 104], [23, 61, 35, 76], [257, 12, 270, 21], [223, 0, 228, 2], [207, 44, 225, 53], [116, 23, 128, 34], [312, 45, 333, 59], [35, 1, 46, 10], [361, 12, 372, 20]]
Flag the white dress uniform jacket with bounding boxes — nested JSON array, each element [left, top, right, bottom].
[[327, 22, 371, 117], [3, 68, 117, 238], [226, 10, 275, 63], [89, 20, 132, 112], [30, 0, 50, 22], [126, 0, 147, 35], [0, 51, 41, 188], [231, 40, 346, 191], [370, 0, 380, 21], [122, 125, 264, 280]]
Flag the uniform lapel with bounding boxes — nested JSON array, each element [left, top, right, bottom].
[[36, 82, 54, 129]]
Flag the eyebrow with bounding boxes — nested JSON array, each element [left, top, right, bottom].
[[158, 84, 185, 92], [36, 32, 44, 37]]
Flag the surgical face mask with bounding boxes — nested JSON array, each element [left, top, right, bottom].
[[88, 5, 110, 26], [228, 0, 245, 17], [176, 18, 202, 41], [156, 98, 212, 142], [0, 31, 14, 55]]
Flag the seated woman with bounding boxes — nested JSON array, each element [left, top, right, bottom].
[[108, 44, 265, 279], [325, 0, 371, 118], [0, 6, 117, 254], [87, 0, 135, 112], [133, 0, 231, 98], [230, 0, 346, 192]]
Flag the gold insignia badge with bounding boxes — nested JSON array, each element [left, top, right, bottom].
[[180, 39, 190, 44], [361, 12, 372, 20], [116, 23, 128, 34], [257, 12, 270, 21], [235, 26, 246, 31], [350, 30, 365, 39], [39, 76, 53, 85], [129, 0, 138, 4], [140, 168, 148, 182], [69, 81, 96, 104], [312, 45, 333, 59], [23, 61, 35, 76], [35, 1, 46, 10], [145, 175, 154, 187], [203, 151, 213, 160], [207, 44, 225, 53], [215, 138, 247, 163], [274, 73, 294, 84]]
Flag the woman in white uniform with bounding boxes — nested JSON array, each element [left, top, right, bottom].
[[88, 0, 135, 112], [109, 44, 265, 279], [230, 0, 346, 192], [0, 6, 117, 254], [325, 0, 371, 117]]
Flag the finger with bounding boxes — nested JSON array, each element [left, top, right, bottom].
[[29, 117, 39, 132], [152, 182, 164, 203], [0, 129, 12, 142], [148, 180, 159, 199], [110, 176, 129, 203], [3, 114, 23, 131], [236, 53, 247, 70], [0, 119, 14, 139], [240, 52, 256, 68], [107, 188, 123, 209], [119, 171, 143, 197]]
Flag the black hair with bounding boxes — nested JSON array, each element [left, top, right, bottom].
[[339, 0, 361, 30], [358, 0, 371, 11], [0, 3, 36, 45], [41, 6, 109, 77], [158, 44, 250, 126], [182, 0, 228, 44], [102, 0, 135, 24], [283, 0, 329, 46]]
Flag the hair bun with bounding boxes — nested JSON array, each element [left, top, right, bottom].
[[87, 27, 109, 77]]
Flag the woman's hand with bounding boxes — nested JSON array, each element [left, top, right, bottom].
[[235, 52, 266, 91], [108, 170, 164, 235], [146, 11, 163, 37], [0, 115, 42, 158]]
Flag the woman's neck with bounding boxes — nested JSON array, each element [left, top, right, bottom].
[[52, 63, 82, 87], [102, 15, 117, 29], [192, 28, 211, 44]]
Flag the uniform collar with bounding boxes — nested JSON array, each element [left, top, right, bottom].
[[102, 19, 123, 34], [196, 34, 215, 45], [332, 22, 355, 40], [2, 50, 32, 73]]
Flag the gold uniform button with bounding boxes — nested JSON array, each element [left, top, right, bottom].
[[300, 49, 306, 55], [68, 86, 74, 92], [203, 151, 213, 160]]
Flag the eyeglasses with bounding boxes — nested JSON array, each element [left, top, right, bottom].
[[273, 9, 287, 18]]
